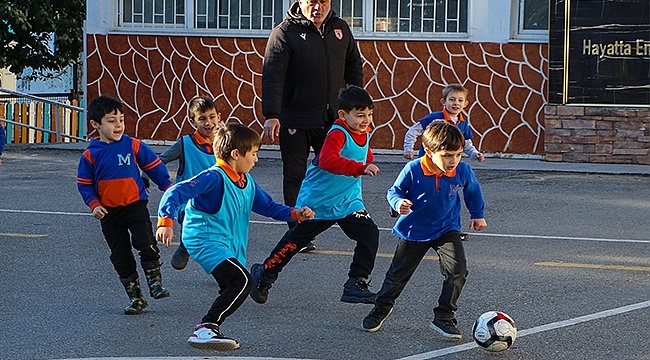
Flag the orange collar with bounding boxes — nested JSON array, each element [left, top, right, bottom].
[[442, 108, 465, 123], [216, 158, 246, 184], [420, 155, 456, 177], [193, 130, 213, 149]]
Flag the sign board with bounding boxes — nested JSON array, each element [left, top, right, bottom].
[[562, 0, 649, 105]]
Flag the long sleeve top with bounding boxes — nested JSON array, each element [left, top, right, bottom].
[[403, 109, 480, 159], [77, 135, 172, 210], [387, 155, 485, 242]]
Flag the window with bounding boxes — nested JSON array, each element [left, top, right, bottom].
[[117, 0, 469, 35], [510, 0, 547, 42], [332, 0, 468, 34], [118, 0, 284, 29], [518, 0, 548, 33], [195, 0, 285, 30], [120, 0, 186, 27]]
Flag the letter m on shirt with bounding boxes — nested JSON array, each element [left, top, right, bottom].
[[117, 153, 132, 166]]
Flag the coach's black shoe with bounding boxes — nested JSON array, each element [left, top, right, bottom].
[[341, 277, 376, 304], [430, 318, 462, 339], [362, 306, 393, 332], [459, 232, 469, 241], [250, 263, 276, 304], [389, 208, 399, 218], [299, 241, 317, 253]]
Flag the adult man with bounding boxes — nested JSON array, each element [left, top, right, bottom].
[[262, 0, 364, 251]]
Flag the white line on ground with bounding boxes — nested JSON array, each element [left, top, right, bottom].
[[395, 300, 650, 360], [1, 208, 648, 244], [53, 357, 319, 360], [51, 300, 650, 360]]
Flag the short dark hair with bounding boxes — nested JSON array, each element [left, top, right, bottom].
[[421, 120, 465, 152], [441, 84, 469, 99], [188, 96, 217, 119], [213, 123, 262, 160], [87, 95, 124, 123], [338, 85, 374, 112]]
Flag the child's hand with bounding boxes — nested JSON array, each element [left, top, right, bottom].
[[397, 199, 413, 214], [364, 164, 380, 176], [469, 218, 487, 231], [295, 206, 315, 221], [156, 227, 174, 247], [92, 206, 108, 219], [475, 153, 485, 162], [404, 152, 414, 160]]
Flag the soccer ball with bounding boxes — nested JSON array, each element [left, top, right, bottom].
[[472, 311, 517, 352]]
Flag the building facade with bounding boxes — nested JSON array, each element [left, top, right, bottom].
[[86, 0, 549, 156]]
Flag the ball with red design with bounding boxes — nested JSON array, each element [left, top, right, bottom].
[[472, 311, 517, 352]]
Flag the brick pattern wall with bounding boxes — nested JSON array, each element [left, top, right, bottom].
[[544, 105, 650, 165], [86, 34, 548, 155]]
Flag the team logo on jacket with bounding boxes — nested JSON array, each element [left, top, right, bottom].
[[299, 33, 306, 40], [334, 29, 343, 40]]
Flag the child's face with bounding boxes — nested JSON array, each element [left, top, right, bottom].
[[91, 110, 125, 143], [232, 145, 259, 174], [426, 147, 463, 173], [440, 91, 469, 116], [190, 108, 221, 140], [338, 107, 373, 132]]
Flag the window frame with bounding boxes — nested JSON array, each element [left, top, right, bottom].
[[509, 0, 548, 43], [114, 0, 473, 41], [332, 0, 471, 41]]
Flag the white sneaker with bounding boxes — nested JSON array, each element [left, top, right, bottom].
[[187, 323, 240, 351]]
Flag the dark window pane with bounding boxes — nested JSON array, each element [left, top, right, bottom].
[[523, 0, 548, 30]]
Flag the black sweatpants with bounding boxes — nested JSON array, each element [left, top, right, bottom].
[[203, 258, 252, 325], [374, 231, 468, 320], [262, 210, 379, 280], [99, 200, 161, 281]]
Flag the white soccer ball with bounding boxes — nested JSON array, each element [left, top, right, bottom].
[[472, 311, 517, 352]]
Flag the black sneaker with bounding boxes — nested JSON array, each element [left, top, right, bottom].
[[341, 278, 376, 304], [249, 263, 276, 304], [299, 241, 317, 253], [389, 208, 399, 218], [171, 246, 190, 270], [362, 306, 393, 332], [430, 318, 462, 339], [459, 232, 469, 241]]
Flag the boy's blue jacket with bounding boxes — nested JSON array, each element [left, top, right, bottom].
[[387, 157, 485, 241], [157, 161, 296, 272], [77, 135, 172, 210]]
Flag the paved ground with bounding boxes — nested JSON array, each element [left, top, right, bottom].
[[0, 144, 649, 360]]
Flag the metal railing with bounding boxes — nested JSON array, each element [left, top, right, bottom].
[[0, 88, 86, 143]]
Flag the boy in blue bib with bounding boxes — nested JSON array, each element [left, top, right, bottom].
[[156, 123, 313, 351], [250, 85, 381, 306], [150, 96, 223, 270]]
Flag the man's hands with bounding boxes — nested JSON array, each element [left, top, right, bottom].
[[403, 151, 414, 160], [262, 118, 281, 142], [156, 227, 174, 247]]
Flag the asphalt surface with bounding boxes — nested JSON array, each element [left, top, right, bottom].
[[0, 144, 649, 360]]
